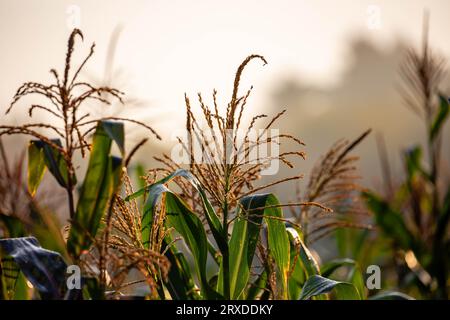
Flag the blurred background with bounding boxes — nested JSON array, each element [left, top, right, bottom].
[[1, 0, 449, 220]]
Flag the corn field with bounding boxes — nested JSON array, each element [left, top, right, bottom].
[[0, 14, 448, 302]]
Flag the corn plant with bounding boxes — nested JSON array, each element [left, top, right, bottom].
[[0, 29, 415, 301], [121, 56, 406, 300], [0, 29, 164, 300]]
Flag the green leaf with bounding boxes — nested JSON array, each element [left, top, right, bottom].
[[0, 215, 25, 238], [0, 237, 67, 299], [321, 258, 356, 278], [264, 195, 290, 299], [30, 139, 76, 189], [27, 141, 46, 196], [225, 193, 290, 299], [0, 254, 20, 300], [435, 186, 450, 244], [320, 258, 365, 299], [127, 169, 226, 254], [286, 227, 306, 300], [67, 121, 123, 258], [287, 227, 320, 279], [164, 243, 200, 300], [246, 270, 268, 300], [404, 146, 428, 179], [13, 272, 29, 300], [300, 275, 360, 300], [102, 121, 125, 155], [347, 264, 365, 299], [164, 192, 221, 299], [369, 291, 414, 300], [430, 95, 450, 141], [363, 191, 415, 250], [137, 177, 220, 299], [226, 194, 266, 299]]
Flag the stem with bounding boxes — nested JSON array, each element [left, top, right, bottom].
[[66, 164, 76, 219], [221, 164, 231, 299]]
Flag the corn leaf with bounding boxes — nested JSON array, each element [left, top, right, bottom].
[[0, 255, 20, 300], [363, 191, 415, 250], [164, 239, 200, 300], [286, 227, 306, 299], [225, 193, 290, 299], [102, 121, 125, 154], [300, 275, 360, 300], [321, 258, 356, 278], [164, 192, 221, 299], [126, 169, 226, 254], [347, 263, 365, 299], [246, 270, 268, 300], [30, 139, 76, 189], [0, 237, 67, 299], [67, 121, 123, 258], [27, 141, 46, 196], [0, 215, 25, 238], [369, 291, 414, 300], [137, 178, 220, 299], [226, 194, 266, 299], [430, 95, 450, 142]]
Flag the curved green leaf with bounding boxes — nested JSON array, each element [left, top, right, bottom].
[[321, 258, 356, 278], [0, 237, 67, 299], [226, 194, 266, 299], [369, 291, 414, 300], [102, 121, 125, 155], [164, 242, 200, 300], [138, 179, 220, 299], [363, 191, 415, 250], [430, 95, 449, 141], [300, 275, 360, 300], [286, 226, 320, 281], [164, 192, 221, 299], [286, 227, 306, 299], [30, 139, 76, 189], [226, 193, 290, 299], [27, 141, 46, 196]]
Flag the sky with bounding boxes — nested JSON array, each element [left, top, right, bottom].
[[1, 0, 450, 189]]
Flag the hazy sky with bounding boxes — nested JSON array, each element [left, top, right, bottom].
[[1, 1, 450, 130], [1, 1, 450, 189]]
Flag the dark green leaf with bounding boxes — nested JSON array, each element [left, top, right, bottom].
[[363, 191, 415, 250], [300, 275, 360, 300], [0, 237, 67, 299], [164, 243, 199, 300], [321, 258, 356, 278], [286, 227, 307, 299], [226, 194, 266, 299], [68, 121, 123, 258], [164, 192, 221, 299], [102, 121, 125, 155], [224, 194, 290, 299], [430, 95, 450, 141], [30, 139, 76, 189], [27, 141, 46, 196], [369, 291, 414, 300], [0, 215, 25, 238]]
